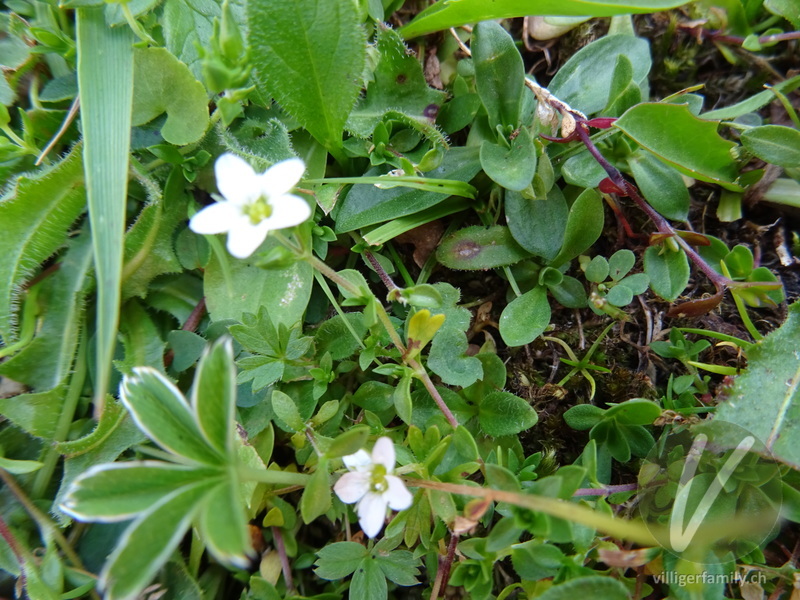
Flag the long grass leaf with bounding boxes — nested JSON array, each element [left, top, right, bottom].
[[76, 8, 134, 410]]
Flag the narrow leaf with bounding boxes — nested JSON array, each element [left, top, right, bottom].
[[197, 482, 251, 568], [0, 143, 85, 342], [76, 8, 134, 407], [191, 338, 236, 457]]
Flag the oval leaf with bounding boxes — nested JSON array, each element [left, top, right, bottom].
[[615, 103, 742, 190], [499, 286, 551, 347], [741, 125, 800, 168], [479, 391, 538, 437], [644, 246, 689, 301], [437, 225, 531, 270]]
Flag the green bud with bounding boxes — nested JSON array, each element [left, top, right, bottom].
[[219, 0, 245, 62]]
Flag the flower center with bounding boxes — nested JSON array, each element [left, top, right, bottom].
[[369, 464, 388, 493], [244, 196, 273, 225]]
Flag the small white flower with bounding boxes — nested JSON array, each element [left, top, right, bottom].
[[189, 153, 311, 259], [333, 437, 413, 538]]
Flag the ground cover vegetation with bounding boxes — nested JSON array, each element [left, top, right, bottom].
[[1, 0, 800, 598]]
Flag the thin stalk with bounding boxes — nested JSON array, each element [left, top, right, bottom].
[[272, 527, 297, 594], [430, 531, 459, 599], [364, 251, 401, 295], [313, 271, 366, 350], [403, 477, 660, 545], [32, 327, 88, 499], [238, 466, 310, 486], [0, 469, 86, 570]]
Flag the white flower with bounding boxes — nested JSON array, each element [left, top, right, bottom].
[[333, 437, 413, 538], [189, 153, 311, 259]]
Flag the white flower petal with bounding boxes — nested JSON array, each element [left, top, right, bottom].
[[333, 472, 370, 504], [342, 449, 372, 471], [385, 476, 413, 511], [260, 194, 312, 231], [357, 492, 388, 538], [225, 221, 270, 259], [259, 158, 305, 198], [215, 153, 260, 206], [371, 437, 396, 473], [189, 202, 240, 235]]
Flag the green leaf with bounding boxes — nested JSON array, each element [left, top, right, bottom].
[[248, 0, 365, 156], [714, 301, 800, 469], [0, 454, 42, 474], [605, 285, 633, 306], [549, 35, 651, 115], [427, 328, 483, 387], [0, 231, 93, 390], [741, 125, 800, 169], [700, 75, 800, 120], [204, 240, 312, 329], [325, 426, 371, 459], [167, 330, 207, 373], [197, 482, 250, 567], [644, 245, 689, 301], [400, 0, 689, 38], [271, 390, 305, 432], [628, 149, 690, 221], [346, 26, 445, 137], [191, 338, 236, 456], [585, 256, 610, 283], [604, 399, 662, 425], [614, 103, 742, 190], [437, 225, 531, 270], [499, 286, 551, 347], [314, 314, 367, 360], [351, 557, 388, 600], [0, 143, 85, 342], [603, 54, 642, 117], [394, 375, 413, 425], [374, 547, 421, 586], [300, 458, 331, 524], [563, 404, 606, 430], [61, 462, 220, 521], [535, 576, 631, 599], [480, 128, 536, 192], [472, 21, 525, 129], [314, 542, 369, 580], [131, 48, 209, 146], [479, 391, 538, 437], [54, 399, 129, 457], [120, 177, 187, 300], [505, 185, 568, 262], [121, 367, 224, 465], [0, 385, 66, 439], [161, 0, 235, 80], [333, 146, 482, 232], [551, 188, 604, 267], [77, 7, 134, 408], [99, 481, 214, 600]]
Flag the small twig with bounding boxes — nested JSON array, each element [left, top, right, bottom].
[[430, 531, 459, 599], [364, 251, 400, 296], [36, 96, 79, 166], [573, 483, 638, 497], [272, 527, 297, 595]]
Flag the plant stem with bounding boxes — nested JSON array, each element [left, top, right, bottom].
[[238, 466, 310, 486], [0, 469, 86, 570], [364, 250, 400, 295], [574, 125, 734, 293], [404, 477, 660, 545], [32, 327, 88, 499], [312, 271, 366, 350], [430, 531, 459, 599]]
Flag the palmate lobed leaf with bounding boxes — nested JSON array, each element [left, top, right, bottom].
[[60, 461, 223, 522], [98, 480, 217, 600], [120, 367, 224, 465]]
